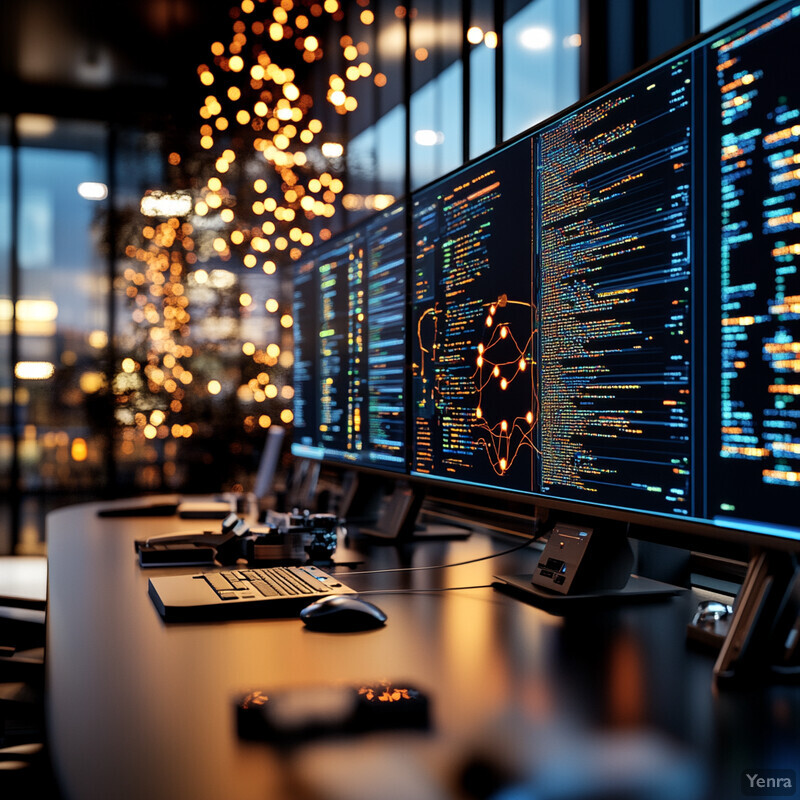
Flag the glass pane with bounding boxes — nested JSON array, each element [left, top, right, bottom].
[[16, 118, 109, 512], [345, 126, 378, 222], [377, 0, 407, 117], [469, 0, 497, 158], [470, 40, 496, 159], [503, 0, 581, 140], [110, 133, 293, 497], [411, 62, 464, 190], [345, 3, 378, 144], [410, 0, 463, 189], [410, 0, 462, 94], [0, 115, 10, 551], [111, 132, 173, 493], [701, 0, 757, 31], [376, 104, 406, 201], [0, 117, 10, 437]]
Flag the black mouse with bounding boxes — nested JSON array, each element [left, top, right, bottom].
[[300, 594, 387, 632]]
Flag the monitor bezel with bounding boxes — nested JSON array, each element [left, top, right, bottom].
[[401, 0, 800, 554], [290, 202, 409, 474], [290, 0, 800, 556]]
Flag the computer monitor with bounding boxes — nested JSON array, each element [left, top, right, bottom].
[[291, 224, 363, 465], [362, 202, 407, 473], [409, 0, 800, 557], [291, 204, 407, 479], [410, 138, 536, 497], [289, 0, 800, 678], [406, 0, 800, 676]]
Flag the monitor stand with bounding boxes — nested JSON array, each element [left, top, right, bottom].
[[336, 470, 386, 525], [284, 458, 320, 513], [493, 520, 684, 610], [356, 481, 471, 542]]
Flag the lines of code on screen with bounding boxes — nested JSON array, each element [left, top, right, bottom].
[[364, 204, 407, 469], [536, 56, 694, 516], [291, 257, 319, 454], [708, 4, 800, 531], [296, 0, 800, 542], [291, 216, 406, 472], [318, 231, 364, 459], [411, 139, 536, 494]]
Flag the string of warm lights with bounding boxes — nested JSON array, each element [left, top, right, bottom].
[[117, 178, 298, 464], [195, 0, 384, 269], [117, 204, 197, 449], [114, 0, 386, 475]]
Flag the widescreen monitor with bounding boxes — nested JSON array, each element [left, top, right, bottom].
[[410, 138, 536, 496], [408, 0, 800, 549], [291, 203, 407, 474]]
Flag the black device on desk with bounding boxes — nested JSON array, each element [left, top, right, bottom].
[[236, 680, 429, 745], [147, 564, 358, 622], [135, 512, 246, 566], [493, 521, 685, 608], [135, 511, 339, 568], [97, 495, 236, 519], [299, 595, 387, 632], [136, 524, 307, 568]]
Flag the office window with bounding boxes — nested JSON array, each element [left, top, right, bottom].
[[106, 128, 295, 497], [503, 0, 580, 140], [470, 44, 496, 159], [13, 118, 108, 550], [345, 106, 406, 221], [470, 45, 496, 160], [16, 121, 108, 485], [337, 0, 408, 221], [469, 0, 497, 158], [701, 0, 756, 31], [0, 116, 10, 549], [411, 62, 464, 190], [346, 126, 379, 223], [0, 116, 12, 438], [375, 0, 406, 117], [376, 104, 406, 200], [410, 0, 463, 189]]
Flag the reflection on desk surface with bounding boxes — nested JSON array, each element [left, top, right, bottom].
[[43, 501, 800, 800]]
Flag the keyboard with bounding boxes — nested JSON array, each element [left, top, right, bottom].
[[148, 564, 356, 622]]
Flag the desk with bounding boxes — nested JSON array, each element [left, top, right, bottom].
[[46, 500, 800, 800]]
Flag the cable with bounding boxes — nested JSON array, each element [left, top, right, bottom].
[[331, 535, 537, 578], [356, 584, 495, 596]]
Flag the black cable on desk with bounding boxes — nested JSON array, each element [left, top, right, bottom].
[[331, 535, 537, 578], [356, 584, 496, 596]]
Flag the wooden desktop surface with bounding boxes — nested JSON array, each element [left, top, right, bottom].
[[45, 499, 800, 800]]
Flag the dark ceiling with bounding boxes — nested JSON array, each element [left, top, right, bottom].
[[3, 0, 232, 127]]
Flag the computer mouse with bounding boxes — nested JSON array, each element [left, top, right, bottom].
[[300, 595, 387, 632]]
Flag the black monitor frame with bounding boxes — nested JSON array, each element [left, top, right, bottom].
[[291, 0, 800, 564], [290, 203, 407, 477], [402, 0, 800, 559]]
